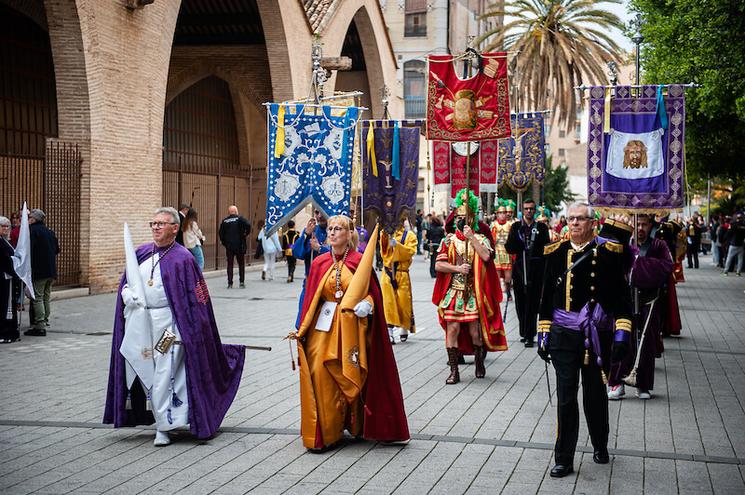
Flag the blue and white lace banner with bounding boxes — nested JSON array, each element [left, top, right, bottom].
[[265, 103, 360, 235]]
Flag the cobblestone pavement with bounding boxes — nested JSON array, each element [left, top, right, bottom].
[[1, 254, 744, 494]]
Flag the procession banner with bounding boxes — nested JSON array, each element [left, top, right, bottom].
[[265, 103, 360, 235], [432, 140, 499, 197], [426, 53, 511, 142], [587, 85, 686, 213], [498, 113, 546, 192], [361, 121, 420, 233]]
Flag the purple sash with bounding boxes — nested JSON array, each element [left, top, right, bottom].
[[553, 303, 612, 367]]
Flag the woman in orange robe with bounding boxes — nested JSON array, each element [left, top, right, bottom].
[[294, 215, 409, 452]]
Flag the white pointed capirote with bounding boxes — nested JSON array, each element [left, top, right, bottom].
[[11, 202, 34, 300], [119, 222, 155, 390]]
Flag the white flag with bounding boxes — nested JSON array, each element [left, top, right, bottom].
[[11, 202, 34, 300], [119, 223, 155, 390]]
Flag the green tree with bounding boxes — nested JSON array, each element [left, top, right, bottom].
[[497, 155, 575, 213], [477, 0, 625, 129], [632, 0, 745, 185]]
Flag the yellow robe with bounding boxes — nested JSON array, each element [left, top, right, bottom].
[[379, 229, 417, 331], [297, 263, 374, 449]]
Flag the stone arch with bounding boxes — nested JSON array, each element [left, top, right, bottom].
[[323, 3, 392, 119]]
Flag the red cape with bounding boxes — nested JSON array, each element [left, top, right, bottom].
[[432, 214, 507, 354], [299, 250, 409, 443]]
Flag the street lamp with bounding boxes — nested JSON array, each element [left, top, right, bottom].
[[629, 13, 644, 86]]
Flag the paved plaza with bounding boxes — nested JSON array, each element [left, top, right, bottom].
[[1, 254, 744, 494]]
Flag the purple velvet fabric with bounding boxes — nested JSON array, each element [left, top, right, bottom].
[[103, 243, 245, 439], [609, 238, 674, 389], [553, 303, 613, 367]]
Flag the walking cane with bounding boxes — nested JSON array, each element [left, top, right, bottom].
[[622, 298, 656, 387]]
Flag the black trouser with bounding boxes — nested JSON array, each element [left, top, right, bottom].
[[512, 265, 541, 342], [287, 256, 297, 278], [429, 243, 439, 278], [550, 324, 610, 466], [226, 248, 245, 284], [686, 244, 699, 268]]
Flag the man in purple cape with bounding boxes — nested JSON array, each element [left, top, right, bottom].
[[104, 207, 245, 445], [608, 214, 673, 400]]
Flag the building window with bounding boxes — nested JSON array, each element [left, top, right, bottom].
[[558, 148, 566, 157], [404, 0, 427, 34], [404, 60, 426, 118], [559, 130, 565, 138], [404, 13, 427, 37]]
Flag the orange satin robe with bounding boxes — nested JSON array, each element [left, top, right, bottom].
[[297, 264, 374, 449]]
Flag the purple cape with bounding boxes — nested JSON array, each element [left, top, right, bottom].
[[103, 243, 245, 439]]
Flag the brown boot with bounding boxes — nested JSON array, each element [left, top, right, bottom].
[[473, 345, 486, 378], [446, 347, 460, 384]]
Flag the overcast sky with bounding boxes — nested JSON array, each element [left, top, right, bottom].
[[604, 1, 634, 51]]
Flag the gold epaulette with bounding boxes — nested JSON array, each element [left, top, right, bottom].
[[603, 240, 624, 254], [543, 239, 567, 255]]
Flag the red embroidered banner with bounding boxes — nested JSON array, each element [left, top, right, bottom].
[[426, 53, 511, 142], [432, 141, 499, 197]]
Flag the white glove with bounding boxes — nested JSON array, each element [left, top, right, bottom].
[[121, 286, 144, 309], [353, 300, 373, 318], [389, 238, 397, 247]]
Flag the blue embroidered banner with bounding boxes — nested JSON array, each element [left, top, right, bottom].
[[497, 113, 546, 192], [586, 85, 685, 213], [265, 103, 360, 235]]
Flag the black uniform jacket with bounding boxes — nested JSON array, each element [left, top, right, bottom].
[[538, 237, 632, 334]]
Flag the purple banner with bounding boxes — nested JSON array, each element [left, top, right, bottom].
[[587, 85, 686, 212], [498, 113, 546, 192], [362, 121, 420, 233]]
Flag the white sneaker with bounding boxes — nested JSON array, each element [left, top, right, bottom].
[[637, 390, 652, 400], [154, 430, 171, 446], [399, 329, 409, 342], [388, 327, 396, 345], [608, 384, 625, 400]]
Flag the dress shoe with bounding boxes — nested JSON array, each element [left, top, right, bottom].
[[550, 464, 574, 478], [24, 328, 46, 337], [227, 283, 233, 289], [524, 340, 534, 348], [593, 449, 609, 464], [153, 430, 171, 447], [239, 282, 246, 289], [519, 337, 526, 343]]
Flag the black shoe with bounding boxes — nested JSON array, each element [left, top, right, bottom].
[[524, 340, 534, 348], [519, 338, 526, 343], [593, 449, 609, 464], [239, 283, 246, 289], [227, 283, 233, 289], [24, 328, 46, 337], [550, 464, 574, 478]]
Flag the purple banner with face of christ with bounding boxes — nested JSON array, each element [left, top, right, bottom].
[[362, 121, 421, 233], [587, 85, 686, 212]]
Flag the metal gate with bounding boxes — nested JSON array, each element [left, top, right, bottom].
[[1, 141, 82, 286]]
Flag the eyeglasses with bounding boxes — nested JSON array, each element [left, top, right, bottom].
[[326, 226, 347, 233], [149, 221, 178, 229], [523, 207, 535, 211], [567, 216, 593, 223]]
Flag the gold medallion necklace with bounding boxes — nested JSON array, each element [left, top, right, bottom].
[[330, 247, 350, 300], [148, 242, 176, 286]]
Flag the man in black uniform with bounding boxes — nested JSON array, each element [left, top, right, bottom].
[[505, 198, 550, 347], [537, 202, 631, 478]]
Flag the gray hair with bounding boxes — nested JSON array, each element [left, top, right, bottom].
[[0, 216, 9, 239], [155, 207, 180, 226], [567, 202, 595, 219], [29, 209, 46, 222]]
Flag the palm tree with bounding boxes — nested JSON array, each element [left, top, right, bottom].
[[477, 0, 625, 130]]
